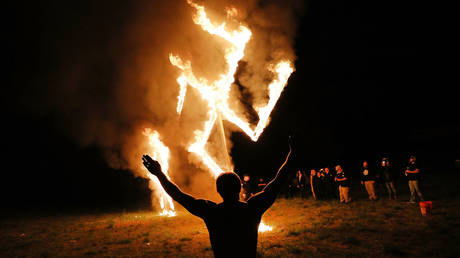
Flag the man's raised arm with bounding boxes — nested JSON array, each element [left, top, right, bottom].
[[248, 142, 293, 212], [142, 155, 211, 217]]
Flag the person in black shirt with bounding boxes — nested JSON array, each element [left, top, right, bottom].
[[241, 175, 253, 201], [296, 169, 308, 198], [380, 157, 397, 200], [142, 143, 293, 258], [335, 165, 351, 203], [405, 155, 424, 202], [316, 169, 325, 200], [361, 161, 377, 200], [323, 167, 335, 200], [287, 174, 298, 198]]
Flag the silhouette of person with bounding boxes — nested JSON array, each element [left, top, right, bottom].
[[142, 141, 293, 258]]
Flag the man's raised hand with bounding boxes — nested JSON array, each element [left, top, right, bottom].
[[142, 155, 162, 176]]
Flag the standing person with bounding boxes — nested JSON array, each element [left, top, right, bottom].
[[288, 173, 299, 198], [241, 175, 253, 201], [316, 169, 324, 200], [361, 161, 377, 200], [323, 167, 335, 200], [296, 169, 308, 198], [310, 169, 317, 200], [405, 155, 424, 203], [142, 140, 294, 258], [257, 178, 267, 192], [335, 165, 351, 203], [380, 157, 397, 200]]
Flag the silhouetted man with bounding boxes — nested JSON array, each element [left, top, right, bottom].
[[142, 143, 293, 258], [405, 155, 424, 202], [361, 161, 377, 200], [335, 165, 351, 203], [380, 157, 397, 200]]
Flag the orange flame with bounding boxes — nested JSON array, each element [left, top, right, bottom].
[[170, 1, 293, 179], [147, 1, 292, 230], [143, 129, 176, 217], [258, 222, 273, 232]]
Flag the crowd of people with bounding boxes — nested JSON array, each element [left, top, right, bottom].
[[143, 146, 426, 257], [241, 155, 425, 204]]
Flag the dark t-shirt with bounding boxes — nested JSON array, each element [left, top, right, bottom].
[[360, 167, 374, 182], [406, 162, 420, 181], [381, 166, 393, 182], [183, 194, 273, 258], [335, 171, 350, 187]]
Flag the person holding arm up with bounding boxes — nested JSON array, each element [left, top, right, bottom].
[[142, 138, 295, 258]]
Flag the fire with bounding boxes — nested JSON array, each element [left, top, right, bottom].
[[146, 1, 293, 230], [169, 1, 294, 178], [143, 129, 176, 217], [258, 222, 273, 232]]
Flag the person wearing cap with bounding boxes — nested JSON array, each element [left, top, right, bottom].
[[405, 155, 424, 203]]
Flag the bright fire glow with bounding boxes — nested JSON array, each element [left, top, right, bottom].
[[258, 222, 273, 232], [144, 129, 176, 217], [169, 0, 293, 180], [147, 1, 293, 230]]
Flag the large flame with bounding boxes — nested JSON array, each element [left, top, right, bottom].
[[146, 1, 293, 230], [170, 1, 294, 178], [258, 222, 273, 233], [143, 129, 176, 217]]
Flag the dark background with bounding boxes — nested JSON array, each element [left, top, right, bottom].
[[4, 0, 458, 212]]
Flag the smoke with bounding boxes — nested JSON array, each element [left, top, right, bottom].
[[26, 0, 303, 206]]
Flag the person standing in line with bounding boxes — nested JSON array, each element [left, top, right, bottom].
[[335, 165, 351, 203], [288, 173, 300, 198], [361, 160, 377, 200], [380, 157, 397, 200], [323, 167, 335, 200], [405, 155, 424, 203], [296, 169, 308, 198], [316, 169, 324, 200], [241, 175, 253, 201]]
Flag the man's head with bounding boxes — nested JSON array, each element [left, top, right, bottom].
[[410, 155, 416, 163], [216, 172, 242, 202], [382, 157, 389, 167], [335, 165, 342, 172], [363, 161, 368, 168]]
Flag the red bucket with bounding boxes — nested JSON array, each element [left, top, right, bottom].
[[419, 201, 432, 216]]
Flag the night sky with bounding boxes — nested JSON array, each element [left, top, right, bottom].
[[4, 0, 458, 211]]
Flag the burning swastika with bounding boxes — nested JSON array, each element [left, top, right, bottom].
[[169, 0, 293, 178], [144, 1, 293, 230]]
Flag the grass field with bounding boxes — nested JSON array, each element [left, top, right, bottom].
[[1, 171, 460, 257]]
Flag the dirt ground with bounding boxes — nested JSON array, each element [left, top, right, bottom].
[[1, 171, 459, 257]]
